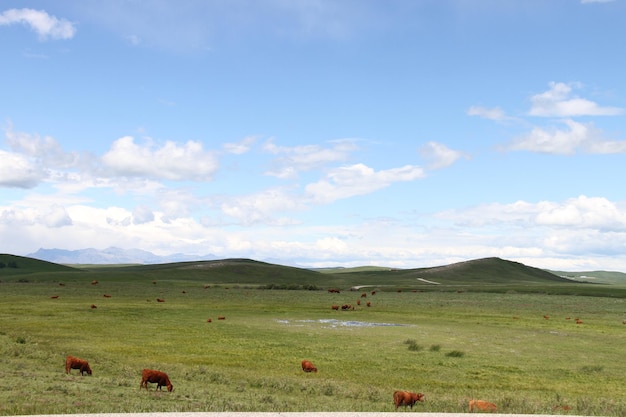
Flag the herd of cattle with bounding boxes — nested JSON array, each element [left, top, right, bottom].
[[65, 355, 497, 411], [56, 284, 599, 412]]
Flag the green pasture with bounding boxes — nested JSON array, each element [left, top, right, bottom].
[[0, 255, 625, 415]]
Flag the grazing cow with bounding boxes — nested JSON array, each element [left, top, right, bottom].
[[50, 295, 59, 299], [207, 318, 212, 323], [575, 319, 583, 324], [331, 305, 339, 311], [393, 390, 424, 410], [156, 298, 165, 302], [91, 280, 98, 285], [469, 400, 497, 413], [217, 316, 226, 320], [553, 405, 572, 412], [103, 294, 112, 298], [327, 289, 340, 293], [90, 304, 97, 309], [65, 356, 92, 376], [341, 304, 354, 310], [543, 315, 550, 320], [371, 291, 376, 295], [366, 301, 371, 307], [301, 360, 317, 373], [140, 369, 173, 392], [361, 292, 367, 298], [357, 299, 361, 306]]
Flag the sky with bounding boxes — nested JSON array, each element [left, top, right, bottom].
[[1, 0, 626, 271]]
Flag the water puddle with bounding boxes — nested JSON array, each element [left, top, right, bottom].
[[276, 319, 410, 328]]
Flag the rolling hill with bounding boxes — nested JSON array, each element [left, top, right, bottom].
[[2, 253, 625, 297]]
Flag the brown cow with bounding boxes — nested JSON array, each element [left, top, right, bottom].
[[65, 356, 92, 376], [361, 292, 367, 298], [103, 294, 112, 298], [469, 399, 497, 412], [217, 316, 226, 320], [331, 305, 339, 310], [301, 360, 317, 373], [140, 369, 173, 392], [50, 295, 59, 299], [90, 304, 97, 309], [156, 298, 165, 302], [393, 390, 424, 410], [91, 280, 98, 285]]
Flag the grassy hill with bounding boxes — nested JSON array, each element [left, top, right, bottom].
[[0, 254, 78, 277], [1, 254, 624, 297], [550, 270, 626, 285]]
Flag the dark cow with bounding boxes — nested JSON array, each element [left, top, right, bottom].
[[140, 369, 173, 392], [65, 356, 92, 376], [156, 298, 165, 302], [103, 294, 112, 298], [393, 390, 424, 410], [90, 304, 97, 309], [469, 399, 497, 412], [301, 360, 317, 373]]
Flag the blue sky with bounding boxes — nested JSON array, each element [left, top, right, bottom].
[[1, 0, 626, 271]]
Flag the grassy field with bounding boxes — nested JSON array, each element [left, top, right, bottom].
[[0, 255, 625, 415]]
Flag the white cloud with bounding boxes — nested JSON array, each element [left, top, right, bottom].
[[0, 150, 44, 188], [223, 135, 258, 155], [101, 136, 219, 181], [528, 82, 624, 117], [437, 196, 626, 232], [0, 8, 76, 40], [264, 138, 358, 178], [506, 119, 626, 155], [419, 141, 468, 170], [534, 196, 626, 231], [5, 124, 80, 168], [467, 106, 511, 121], [132, 206, 155, 225], [219, 188, 303, 226], [42, 204, 73, 227], [305, 163, 424, 204], [0, 203, 71, 228]]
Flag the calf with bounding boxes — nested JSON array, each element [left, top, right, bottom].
[[469, 399, 497, 412], [301, 360, 318, 373], [65, 356, 92, 376], [393, 390, 424, 410], [140, 369, 173, 392]]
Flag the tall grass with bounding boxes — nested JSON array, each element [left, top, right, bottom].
[[0, 278, 624, 415]]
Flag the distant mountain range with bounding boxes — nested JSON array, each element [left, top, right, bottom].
[[27, 247, 218, 265]]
